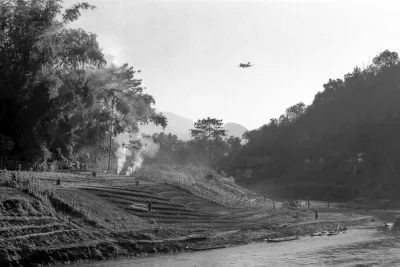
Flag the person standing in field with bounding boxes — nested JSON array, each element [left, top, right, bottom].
[[148, 200, 152, 213], [315, 208, 319, 220]]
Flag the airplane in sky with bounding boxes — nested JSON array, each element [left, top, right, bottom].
[[239, 62, 253, 68]]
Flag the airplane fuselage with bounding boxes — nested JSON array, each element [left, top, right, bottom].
[[239, 62, 252, 68]]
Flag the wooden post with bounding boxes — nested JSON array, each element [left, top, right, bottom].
[[17, 164, 21, 189], [108, 99, 114, 173]]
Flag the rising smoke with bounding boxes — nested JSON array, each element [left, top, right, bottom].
[[114, 134, 131, 174], [114, 132, 160, 176]]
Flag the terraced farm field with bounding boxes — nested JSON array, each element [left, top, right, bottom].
[[7, 169, 274, 231], [78, 186, 239, 228], [1, 167, 377, 267], [0, 168, 319, 267], [140, 183, 236, 215], [0, 188, 98, 251], [53, 188, 147, 230]]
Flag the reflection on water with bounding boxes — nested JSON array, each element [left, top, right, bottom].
[[58, 227, 400, 267], [316, 227, 400, 267]]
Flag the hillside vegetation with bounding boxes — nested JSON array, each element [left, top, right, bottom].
[[1, 0, 397, 209], [0, 0, 166, 171], [0, 167, 307, 266], [223, 50, 400, 202]]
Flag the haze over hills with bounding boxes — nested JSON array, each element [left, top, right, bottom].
[[139, 112, 248, 140], [223, 122, 248, 139]]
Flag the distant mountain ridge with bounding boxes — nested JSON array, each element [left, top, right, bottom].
[[223, 122, 248, 139], [139, 112, 247, 140]]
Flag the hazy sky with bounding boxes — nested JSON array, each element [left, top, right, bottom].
[[64, 0, 400, 130]]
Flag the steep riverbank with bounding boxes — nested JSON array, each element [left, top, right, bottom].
[[0, 210, 381, 267], [54, 227, 400, 267], [0, 171, 391, 267]]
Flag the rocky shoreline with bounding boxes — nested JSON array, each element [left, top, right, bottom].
[[0, 214, 380, 267]]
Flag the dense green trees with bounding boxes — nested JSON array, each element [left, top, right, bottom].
[[190, 117, 227, 167], [3, 1, 399, 202], [142, 118, 242, 171], [0, 0, 237, 172], [222, 49, 400, 201], [0, 0, 165, 169]]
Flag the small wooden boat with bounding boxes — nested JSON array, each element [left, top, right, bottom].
[[327, 231, 340, 236], [190, 245, 226, 251], [311, 232, 322, 236], [326, 230, 346, 236], [267, 236, 299, 243], [385, 222, 394, 227]]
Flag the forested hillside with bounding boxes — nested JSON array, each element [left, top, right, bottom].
[[0, 0, 166, 169], [2, 0, 400, 203], [0, 0, 244, 174], [221, 50, 400, 202]]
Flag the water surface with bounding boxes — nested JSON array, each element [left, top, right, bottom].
[[58, 227, 400, 267]]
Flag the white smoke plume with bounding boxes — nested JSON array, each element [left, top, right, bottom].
[[126, 134, 160, 176], [114, 132, 159, 175], [114, 133, 132, 174]]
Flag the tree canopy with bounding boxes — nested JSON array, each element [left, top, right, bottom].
[[219, 49, 400, 201], [0, 0, 166, 169], [190, 117, 227, 167]]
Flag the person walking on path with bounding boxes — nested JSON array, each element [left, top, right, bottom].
[[148, 200, 152, 213], [315, 208, 319, 220]]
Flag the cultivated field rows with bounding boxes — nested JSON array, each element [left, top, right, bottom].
[[78, 186, 231, 225], [2, 170, 276, 231], [53, 188, 148, 229], [136, 168, 273, 210]]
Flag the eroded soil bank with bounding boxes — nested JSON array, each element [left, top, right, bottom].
[[0, 210, 381, 267]]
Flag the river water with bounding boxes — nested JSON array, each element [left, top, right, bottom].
[[59, 227, 400, 267]]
